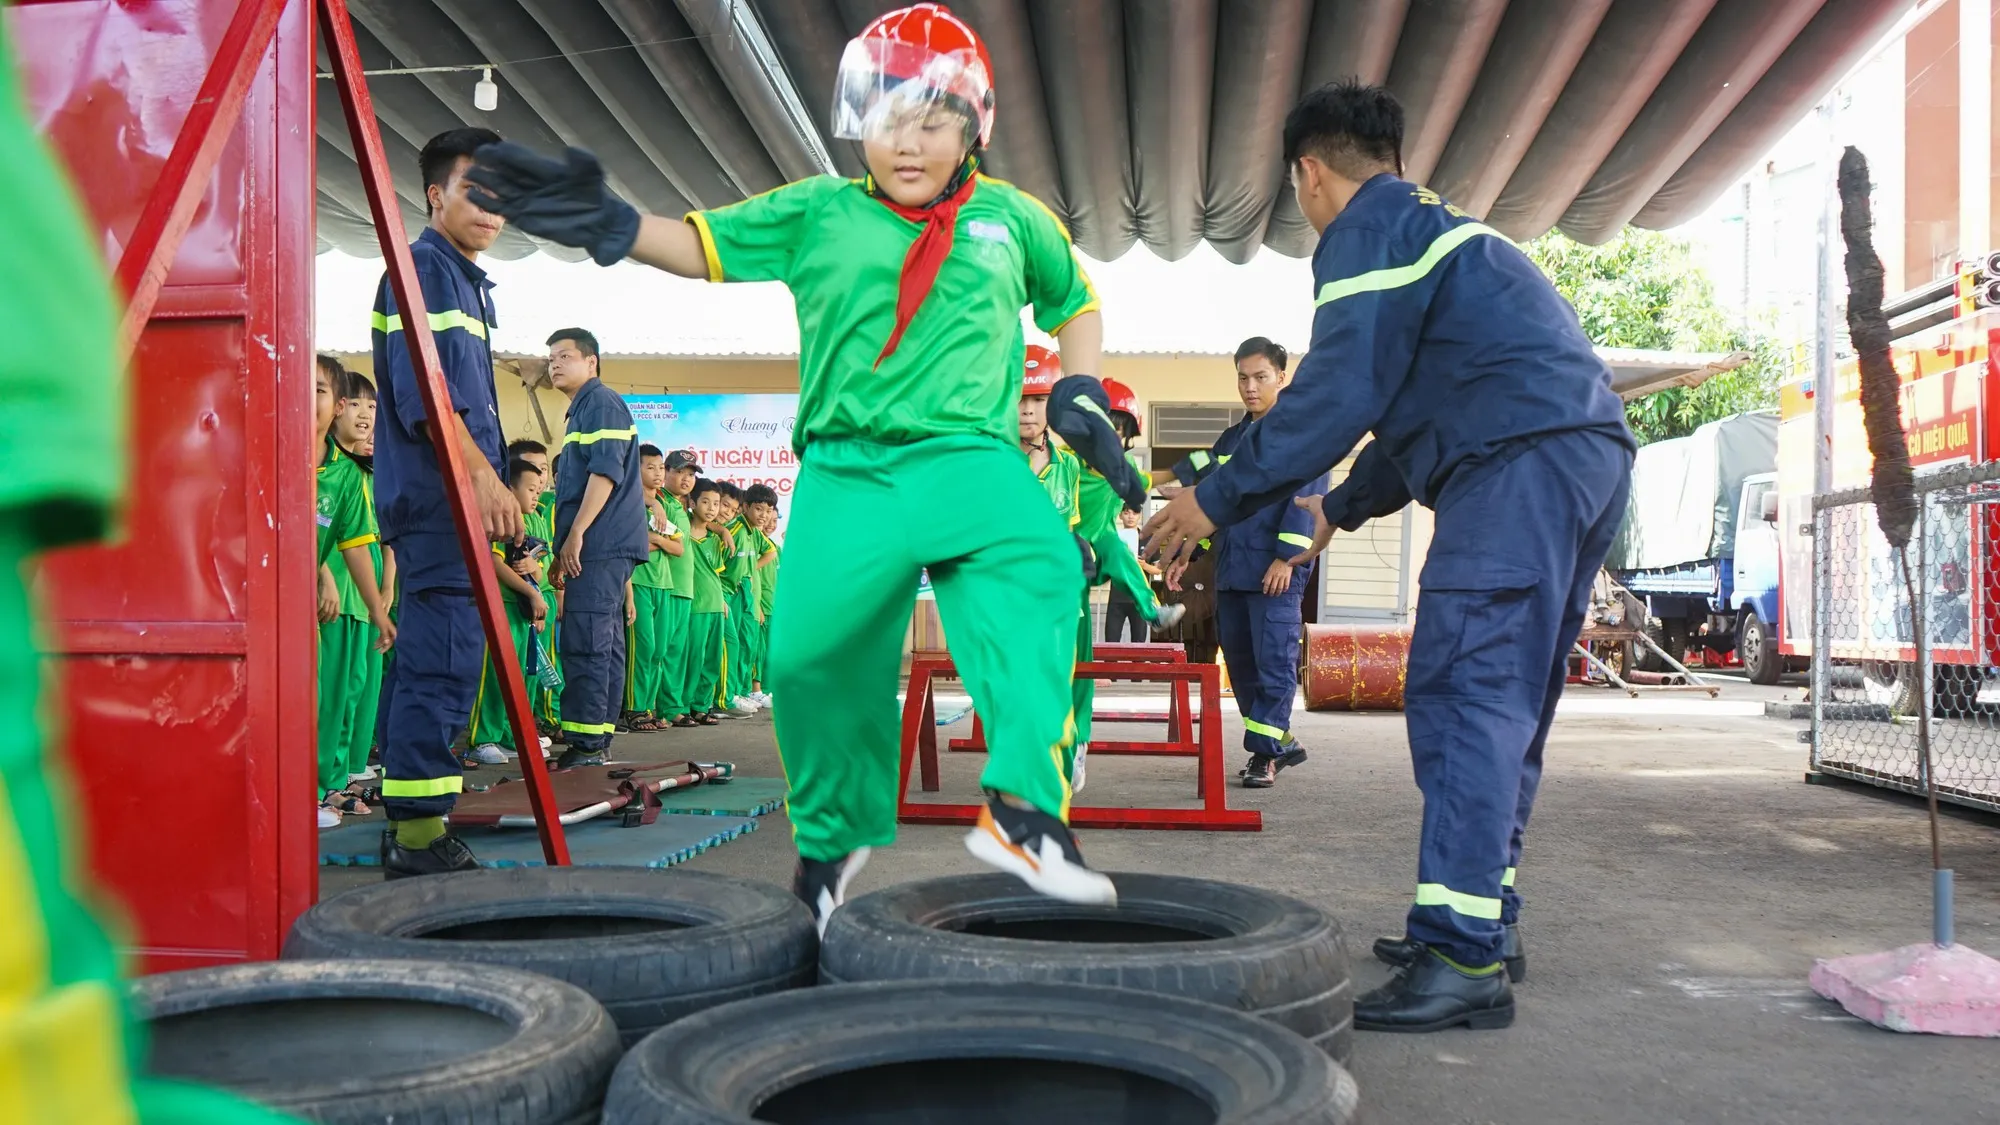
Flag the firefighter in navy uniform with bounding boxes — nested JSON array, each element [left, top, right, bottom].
[[1165, 337, 1326, 789], [1144, 81, 1635, 1033], [371, 127, 524, 879], [545, 327, 647, 766]]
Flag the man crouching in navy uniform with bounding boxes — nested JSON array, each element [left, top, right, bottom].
[[1143, 80, 1635, 1033]]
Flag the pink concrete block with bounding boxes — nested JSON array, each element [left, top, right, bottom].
[[1810, 943, 2000, 1036]]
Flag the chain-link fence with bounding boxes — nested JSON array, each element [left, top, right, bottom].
[[1811, 460, 2000, 812]]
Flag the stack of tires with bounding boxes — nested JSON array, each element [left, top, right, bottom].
[[133, 869, 1359, 1123]]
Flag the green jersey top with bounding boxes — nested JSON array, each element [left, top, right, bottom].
[[1076, 449, 1149, 539], [316, 441, 379, 569], [0, 33, 123, 550], [757, 541, 780, 617], [632, 489, 676, 590], [524, 504, 558, 609], [687, 529, 727, 614], [721, 516, 768, 599], [333, 469, 382, 622], [661, 492, 696, 599], [688, 173, 1098, 454], [537, 488, 556, 528], [1033, 445, 1082, 529]]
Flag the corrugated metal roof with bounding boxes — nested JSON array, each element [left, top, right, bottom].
[[318, 0, 1913, 263]]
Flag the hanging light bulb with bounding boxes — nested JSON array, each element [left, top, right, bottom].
[[474, 66, 498, 112]]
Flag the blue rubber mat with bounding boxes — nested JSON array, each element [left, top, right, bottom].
[[319, 812, 758, 869], [654, 776, 789, 818]]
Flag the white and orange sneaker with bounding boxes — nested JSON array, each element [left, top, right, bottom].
[[964, 793, 1117, 906]]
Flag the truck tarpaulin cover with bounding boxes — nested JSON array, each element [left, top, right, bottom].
[[1606, 411, 1779, 572]]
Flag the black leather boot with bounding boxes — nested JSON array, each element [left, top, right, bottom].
[[1372, 924, 1525, 982], [381, 830, 481, 880], [1355, 947, 1514, 1032]]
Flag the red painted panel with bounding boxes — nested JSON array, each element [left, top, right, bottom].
[[12, 0, 317, 967]]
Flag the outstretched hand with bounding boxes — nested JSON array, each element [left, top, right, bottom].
[[464, 143, 640, 266], [1141, 489, 1216, 570]]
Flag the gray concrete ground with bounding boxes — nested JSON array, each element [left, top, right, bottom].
[[323, 673, 2000, 1124]]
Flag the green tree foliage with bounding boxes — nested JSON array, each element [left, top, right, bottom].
[[1527, 229, 1780, 445]]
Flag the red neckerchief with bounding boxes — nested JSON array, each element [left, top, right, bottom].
[[870, 158, 978, 368]]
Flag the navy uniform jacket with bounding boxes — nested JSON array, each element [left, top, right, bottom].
[[1193, 174, 1633, 534], [371, 226, 505, 590], [554, 377, 647, 564], [1173, 416, 1327, 593]]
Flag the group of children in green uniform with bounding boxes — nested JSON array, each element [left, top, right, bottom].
[[310, 374, 787, 827]]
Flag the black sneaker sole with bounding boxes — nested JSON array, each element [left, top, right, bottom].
[[1356, 1000, 1515, 1033], [1240, 747, 1307, 788]]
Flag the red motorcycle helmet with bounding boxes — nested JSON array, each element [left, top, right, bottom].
[[1022, 344, 1062, 396], [834, 4, 997, 148], [1100, 376, 1141, 434]]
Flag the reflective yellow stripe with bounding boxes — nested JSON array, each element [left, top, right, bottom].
[[1315, 223, 1505, 307], [560, 720, 616, 734], [1217, 453, 1232, 464], [1502, 866, 1517, 888], [337, 532, 379, 551], [1278, 532, 1314, 549], [1189, 450, 1211, 470], [380, 776, 464, 798], [1243, 718, 1286, 739], [684, 211, 725, 283], [1415, 882, 1504, 920], [1072, 394, 1115, 429], [371, 308, 490, 339], [565, 427, 638, 446]]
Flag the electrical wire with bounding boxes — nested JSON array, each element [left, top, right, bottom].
[[315, 31, 717, 80]]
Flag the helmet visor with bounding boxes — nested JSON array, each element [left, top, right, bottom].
[[833, 37, 991, 147]]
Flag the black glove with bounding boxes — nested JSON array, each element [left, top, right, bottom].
[[1047, 374, 1149, 510], [464, 142, 640, 266]]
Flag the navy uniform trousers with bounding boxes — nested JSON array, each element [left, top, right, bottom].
[[559, 556, 636, 753], [1404, 430, 1632, 967], [1216, 587, 1304, 757], [375, 535, 485, 821]]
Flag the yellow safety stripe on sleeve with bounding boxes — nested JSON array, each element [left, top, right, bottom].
[[1218, 453, 1232, 464], [560, 720, 617, 735], [1315, 223, 1504, 307], [1414, 882, 1504, 920], [1243, 717, 1287, 739], [683, 211, 725, 283], [564, 427, 639, 446], [1073, 394, 1116, 428], [380, 775, 465, 798], [1278, 532, 1315, 549], [371, 308, 490, 340], [1502, 867, 1517, 888], [337, 532, 380, 551], [1189, 450, 1212, 470]]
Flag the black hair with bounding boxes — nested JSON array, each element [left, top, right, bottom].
[[1282, 79, 1404, 180], [339, 369, 377, 401], [506, 458, 544, 488], [715, 481, 741, 501], [316, 354, 346, 385], [1234, 337, 1289, 373], [639, 443, 664, 460], [743, 484, 779, 508], [421, 128, 502, 215], [546, 328, 600, 361], [507, 438, 548, 459], [690, 478, 723, 503]]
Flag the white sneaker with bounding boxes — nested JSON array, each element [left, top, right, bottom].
[[1154, 603, 1187, 629], [538, 735, 553, 750], [728, 697, 758, 716], [347, 767, 378, 782], [317, 806, 342, 830], [964, 797, 1116, 906], [467, 744, 510, 765]]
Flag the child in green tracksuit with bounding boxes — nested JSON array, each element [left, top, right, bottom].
[[466, 460, 553, 760], [465, 3, 1117, 929], [624, 445, 684, 730], [714, 484, 759, 715], [682, 479, 730, 725], [325, 373, 390, 789], [314, 357, 393, 824], [657, 451, 701, 725], [725, 484, 779, 709], [753, 506, 781, 695]]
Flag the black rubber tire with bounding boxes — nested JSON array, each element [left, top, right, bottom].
[[602, 980, 1360, 1125], [133, 958, 619, 1124], [820, 872, 1352, 1061], [1740, 611, 1782, 685], [284, 866, 817, 1045]]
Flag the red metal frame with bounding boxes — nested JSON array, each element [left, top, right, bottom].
[[898, 656, 1260, 831], [318, 0, 567, 863], [947, 642, 1200, 756]]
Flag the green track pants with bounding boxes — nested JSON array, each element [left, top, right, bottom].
[[626, 585, 672, 716], [316, 616, 369, 796], [1070, 600, 1093, 778], [685, 611, 724, 716], [1089, 528, 1162, 621], [768, 436, 1083, 862], [655, 595, 692, 718], [346, 641, 382, 778], [467, 612, 540, 752], [724, 586, 761, 699]]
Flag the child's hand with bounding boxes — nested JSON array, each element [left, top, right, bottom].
[[530, 589, 548, 628], [318, 571, 340, 624], [370, 607, 397, 651]]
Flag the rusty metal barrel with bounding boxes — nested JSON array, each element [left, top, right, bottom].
[[1302, 625, 1413, 711]]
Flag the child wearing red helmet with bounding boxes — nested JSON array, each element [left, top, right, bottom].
[[467, 3, 1115, 930]]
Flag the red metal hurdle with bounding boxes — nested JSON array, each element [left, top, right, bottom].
[[898, 655, 1261, 831], [947, 642, 1202, 756]]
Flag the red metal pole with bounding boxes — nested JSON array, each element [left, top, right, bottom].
[[317, 0, 570, 864], [113, 0, 286, 358]]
